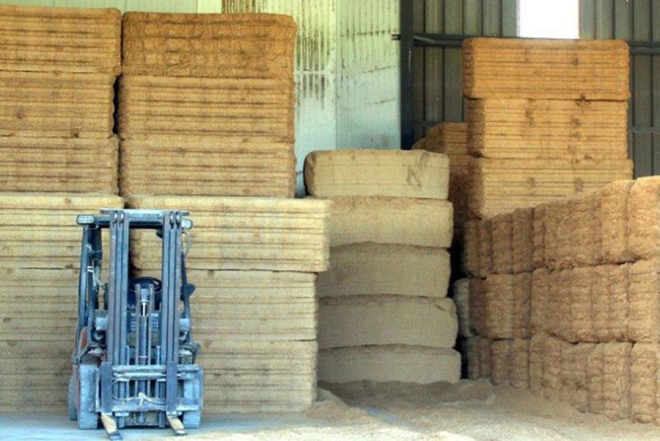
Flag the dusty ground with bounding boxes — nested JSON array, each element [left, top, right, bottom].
[[3, 380, 660, 440]]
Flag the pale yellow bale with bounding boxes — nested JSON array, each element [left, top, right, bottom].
[[601, 180, 634, 264], [627, 177, 660, 260]]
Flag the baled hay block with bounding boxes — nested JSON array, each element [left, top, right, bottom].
[[478, 337, 492, 379], [542, 335, 564, 402], [468, 278, 486, 337], [627, 259, 660, 343], [512, 208, 534, 274], [0, 5, 121, 74], [532, 203, 546, 269], [592, 265, 616, 342], [569, 266, 595, 343], [630, 343, 658, 423], [529, 333, 547, 393], [414, 122, 468, 156], [142, 270, 318, 341], [411, 138, 426, 150], [318, 345, 461, 384], [510, 338, 530, 389], [543, 201, 561, 269], [463, 38, 629, 100], [491, 339, 512, 386], [483, 275, 515, 339], [117, 76, 294, 140], [601, 180, 634, 264], [462, 219, 480, 277], [469, 158, 633, 218], [477, 218, 493, 278], [318, 243, 450, 298], [546, 270, 569, 341], [464, 337, 481, 379], [0, 72, 115, 138], [553, 199, 574, 270], [449, 171, 471, 229], [587, 344, 605, 414], [570, 192, 602, 267], [627, 177, 660, 260], [318, 296, 457, 349], [200, 340, 316, 413], [128, 195, 329, 273], [491, 212, 513, 275], [609, 264, 630, 342], [0, 136, 118, 194], [467, 99, 628, 160], [453, 278, 474, 338], [304, 149, 449, 200], [530, 268, 549, 334], [560, 343, 595, 412], [122, 13, 296, 79], [512, 273, 532, 339], [602, 342, 632, 421], [329, 196, 452, 248]]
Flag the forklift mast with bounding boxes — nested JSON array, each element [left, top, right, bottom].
[[70, 209, 203, 440]]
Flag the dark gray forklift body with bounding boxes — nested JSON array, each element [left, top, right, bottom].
[[69, 209, 203, 439]]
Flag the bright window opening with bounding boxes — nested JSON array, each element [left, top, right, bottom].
[[519, 0, 579, 39]]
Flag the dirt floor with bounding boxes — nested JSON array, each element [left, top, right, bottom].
[[4, 380, 660, 440]]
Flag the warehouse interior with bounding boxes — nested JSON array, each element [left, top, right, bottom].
[[2, 0, 660, 440]]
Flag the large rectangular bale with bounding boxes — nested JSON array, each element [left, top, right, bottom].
[[569, 192, 602, 268], [329, 196, 452, 248], [532, 204, 546, 269], [609, 263, 630, 341], [529, 333, 547, 393], [464, 337, 481, 379], [200, 340, 316, 413], [463, 38, 629, 100], [478, 337, 492, 379], [491, 212, 513, 275], [512, 207, 534, 274], [542, 335, 563, 402], [120, 136, 295, 198], [0, 5, 121, 74], [630, 343, 658, 423], [530, 268, 549, 334], [122, 13, 296, 79], [569, 267, 595, 343], [453, 278, 474, 338], [467, 99, 628, 160], [128, 195, 329, 273], [118, 75, 294, 140], [482, 274, 514, 339], [477, 218, 493, 278], [469, 158, 633, 218], [510, 338, 530, 389], [0, 72, 115, 138], [627, 177, 660, 260], [304, 149, 449, 199], [628, 259, 660, 343], [592, 265, 616, 342], [491, 339, 512, 386], [462, 219, 479, 277], [0, 136, 118, 194], [468, 278, 486, 337], [587, 344, 605, 414], [543, 201, 560, 269], [413, 122, 468, 157], [512, 273, 532, 339], [560, 342, 595, 412], [602, 342, 632, 421], [553, 199, 574, 270], [601, 180, 634, 264], [318, 296, 457, 349], [317, 243, 450, 298], [318, 345, 461, 384]]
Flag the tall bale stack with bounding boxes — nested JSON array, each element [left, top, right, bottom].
[[0, 5, 120, 193], [460, 177, 660, 426], [128, 195, 329, 413], [119, 13, 297, 198], [0, 194, 123, 412], [305, 149, 460, 385], [413, 122, 471, 236], [463, 38, 632, 218]]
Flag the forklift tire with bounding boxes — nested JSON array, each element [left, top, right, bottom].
[[183, 411, 201, 429], [67, 375, 77, 421]]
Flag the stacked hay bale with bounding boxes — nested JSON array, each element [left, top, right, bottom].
[[0, 6, 123, 413], [0, 194, 123, 412], [119, 12, 297, 197], [305, 149, 460, 385], [0, 5, 120, 193], [463, 38, 632, 218], [412, 122, 471, 238], [458, 177, 660, 425]]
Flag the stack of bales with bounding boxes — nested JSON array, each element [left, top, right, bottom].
[[0, 5, 123, 413], [305, 149, 460, 385], [457, 177, 660, 425], [463, 38, 632, 218], [413, 122, 471, 238], [0, 194, 123, 412], [0, 5, 120, 193], [119, 12, 297, 197]]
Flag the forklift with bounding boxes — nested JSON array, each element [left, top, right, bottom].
[[68, 209, 203, 440]]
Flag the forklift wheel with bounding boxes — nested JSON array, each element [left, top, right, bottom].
[[67, 375, 77, 421], [183, 411, 201, 429]]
